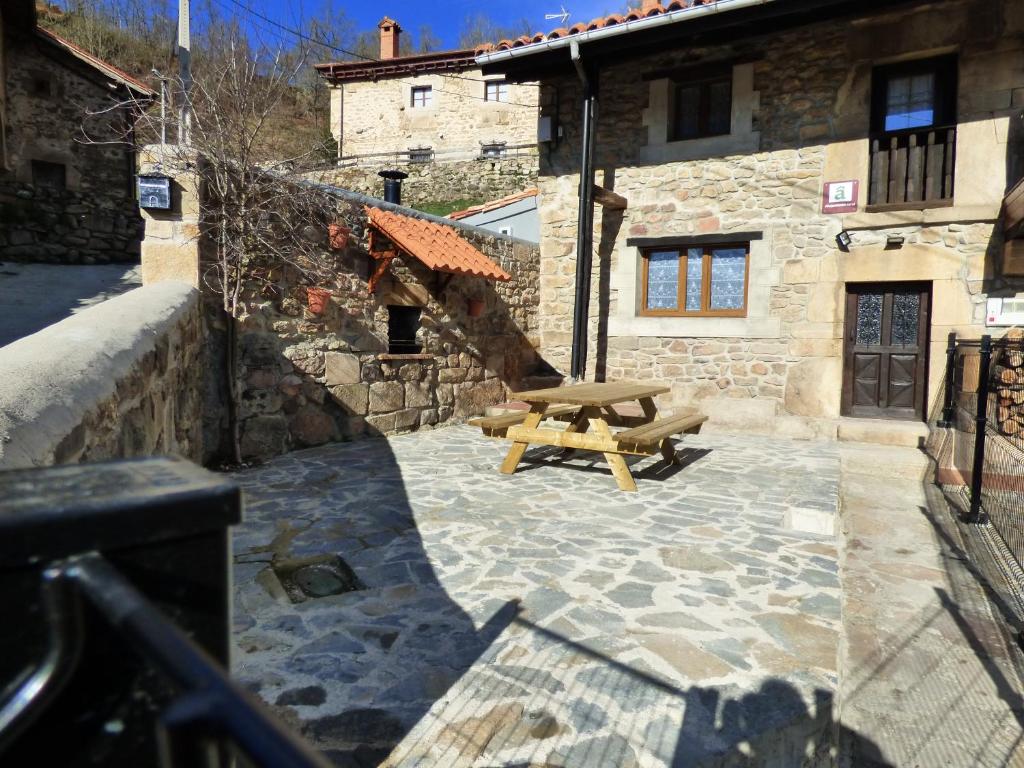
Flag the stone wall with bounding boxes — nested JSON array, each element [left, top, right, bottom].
[[330, 69, 538, 159], [534, 0, 1024, 438], [308, 155, 538, 210], [0, 281, 203, 469], [0, 177, 142, 263], [228, 188, 542, 460], [0, 24, 143, 263]]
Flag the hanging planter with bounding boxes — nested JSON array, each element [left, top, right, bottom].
[[306, 287, 332, 315], [467, 298, 486, 318]]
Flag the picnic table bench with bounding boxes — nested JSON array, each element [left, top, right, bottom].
[[470, 381, 707, 492]]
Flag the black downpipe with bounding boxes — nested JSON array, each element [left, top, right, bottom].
[[570, 69, 597, 380]]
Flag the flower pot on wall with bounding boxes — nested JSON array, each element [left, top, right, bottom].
[[467, 298, 486, 318], [306, 287, 332, 315], [328, 223, 350, 250]]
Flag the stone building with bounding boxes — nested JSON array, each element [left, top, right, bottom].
[[0, 0, 153, 264], [315, 17, 539, 164], [479, 0, 1024, 439]]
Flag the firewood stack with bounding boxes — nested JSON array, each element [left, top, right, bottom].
[[995, 327, 1024, 437]]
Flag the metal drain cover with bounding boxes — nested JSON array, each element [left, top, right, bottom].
[[272, 554, 364, 603]]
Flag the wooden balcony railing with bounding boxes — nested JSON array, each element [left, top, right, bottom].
[[868, 125, 956, 209]]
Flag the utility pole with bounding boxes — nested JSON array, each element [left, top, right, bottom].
[[178, 0, 192, 144]]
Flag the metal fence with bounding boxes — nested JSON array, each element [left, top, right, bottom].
[[930, 332, 1024, 580]]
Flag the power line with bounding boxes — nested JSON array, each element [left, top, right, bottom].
[[215, 0, 540, 103]]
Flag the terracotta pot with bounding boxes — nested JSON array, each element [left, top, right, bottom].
[[328, 223, 350, 250], [467, 298, 486, 318], [306, 286, 332, 314]]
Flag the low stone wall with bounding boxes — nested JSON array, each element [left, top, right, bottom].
[[231, 188, 541, 460], [0, 179, 143, 264], [306, 156, 538, 210], [0, 281, 203, 469]]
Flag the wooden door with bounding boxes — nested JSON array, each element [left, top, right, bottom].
[[842, 283, 931, 420]]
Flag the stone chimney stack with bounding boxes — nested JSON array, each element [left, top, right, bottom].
[[378, 17, 401, 60]]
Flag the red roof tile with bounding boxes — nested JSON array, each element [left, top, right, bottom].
[[366, 207, 511, 281], [448, 188, 538, 221], [492, 0, 711, 50]]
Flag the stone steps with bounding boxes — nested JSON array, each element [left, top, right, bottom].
[[839, 443, 932, 482], [837, 417, 929, 448]]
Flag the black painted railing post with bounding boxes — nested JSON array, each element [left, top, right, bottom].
[[969, 335, 993, 522], [938, 331, 958, 427]]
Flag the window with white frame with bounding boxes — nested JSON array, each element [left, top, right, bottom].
[[410, 85, 432, 108], [485, 80, 509, 102]]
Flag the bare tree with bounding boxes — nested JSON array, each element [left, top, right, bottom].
[[84, 29, 341, 463]]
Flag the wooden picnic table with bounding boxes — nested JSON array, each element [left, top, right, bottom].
[[469, 381, 707, 492]]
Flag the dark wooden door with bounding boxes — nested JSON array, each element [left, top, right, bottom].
[[842, 283, 931, 420]]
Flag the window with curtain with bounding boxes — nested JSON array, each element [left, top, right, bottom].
[[641, 243, 749, 317]]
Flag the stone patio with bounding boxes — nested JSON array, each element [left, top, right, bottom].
[[231, 425, 842, 767]]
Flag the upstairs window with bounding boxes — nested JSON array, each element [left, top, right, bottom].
[[871, 55, 956, 134], [641, 243, 749, 317], [410, 85, 432, 108], [868, 55, 958, 207], [485, 80, 509, 102], [670, 67, 732, 142]]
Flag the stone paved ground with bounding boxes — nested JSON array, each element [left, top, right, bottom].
[[838, 445, 1024, 767], [231, 426, 842, 767]]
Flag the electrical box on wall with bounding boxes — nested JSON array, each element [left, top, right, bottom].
[[986, 295, 1024, 327], [537, 115, 554, 143]]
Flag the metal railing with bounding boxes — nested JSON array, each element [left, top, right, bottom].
[[868, 125, 955, 207], [329, 142, 539, 169], [933, 332, 1024, 544], [0, 458, 329, 768]]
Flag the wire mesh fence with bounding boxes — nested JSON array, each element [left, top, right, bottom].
[[928, 331, 1024, 618]]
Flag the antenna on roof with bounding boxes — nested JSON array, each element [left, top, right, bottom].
[[544, 6, 570, 25]]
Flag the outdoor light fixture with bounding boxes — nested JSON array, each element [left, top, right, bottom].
[[835, 230, 852, 250], [886, 234, 906, 248]]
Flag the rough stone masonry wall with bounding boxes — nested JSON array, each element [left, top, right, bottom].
[[0, 29, 143, 264], [535, 1, 1021, 437], [307, 155, 538, 210], [231, 189, 541, 460], [0, 281, 203, 469], [333, 69, 538, 158]]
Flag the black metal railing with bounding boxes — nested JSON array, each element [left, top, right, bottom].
[[0, 457, 329, 768], [932, 332, 1024, 547], [868, 125, 956, 207]]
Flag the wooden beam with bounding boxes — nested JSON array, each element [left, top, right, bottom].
[[503, 425, 654, 456], [593, 185, 627, 211]]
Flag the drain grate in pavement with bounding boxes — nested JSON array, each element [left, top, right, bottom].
[[271, 554, 365, 603]]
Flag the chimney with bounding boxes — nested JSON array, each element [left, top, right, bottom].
[[378, 170, 408, 205], [640, 0, 661, 11], [378, 17, 401, 60]]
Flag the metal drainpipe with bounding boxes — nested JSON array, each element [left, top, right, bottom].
[[569, 39, 597, 381]]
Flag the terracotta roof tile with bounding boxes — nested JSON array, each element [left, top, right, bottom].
[[35, 26, 154, 96], [492, 0, 717, 51], [366, 207, 511, 281], [448, 188, 538, 221]]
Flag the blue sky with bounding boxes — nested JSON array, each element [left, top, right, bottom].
[[230, 0, 624, 51]]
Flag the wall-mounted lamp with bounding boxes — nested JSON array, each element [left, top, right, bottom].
[[886, 234, 906, 248], [835, 230, 852, 251]]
